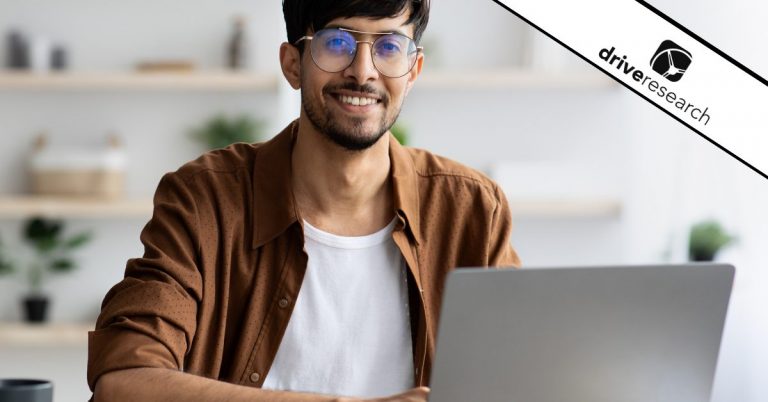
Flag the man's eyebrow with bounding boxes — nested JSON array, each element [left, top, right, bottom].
[[323, 23, 408, 37]]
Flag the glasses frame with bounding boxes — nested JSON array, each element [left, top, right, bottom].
[[295, 27, 424, 78]]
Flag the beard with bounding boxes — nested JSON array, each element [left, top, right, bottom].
[[302, 81, 400, 151]]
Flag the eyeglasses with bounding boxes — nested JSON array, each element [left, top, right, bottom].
[[295, 27, 423, 78]]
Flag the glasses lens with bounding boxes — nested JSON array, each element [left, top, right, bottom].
[[373, 34, 418, 77], [310, 29, 357, 73]]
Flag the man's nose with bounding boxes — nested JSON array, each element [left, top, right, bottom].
[[343, 42, 380, 84]]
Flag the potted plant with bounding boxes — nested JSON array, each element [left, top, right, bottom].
[[688, 220, 736, 262], [0, 216, 92, 323], [190, 114, 264, 150], [390, 122, 409, 146], [0, 236, 13, 275]]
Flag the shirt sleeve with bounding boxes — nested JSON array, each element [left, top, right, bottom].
[[488, 183, 522, 268], [87, 172, 203, 391]]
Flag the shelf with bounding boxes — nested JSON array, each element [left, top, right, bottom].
[[0, 196, 619, 220], [0, 323, 91, 347], [0, 196, 153, 219], [416, 69, 617, 90], [0, 71, 279, 91], [509, 199, 622, 219], [0, 69, 616, 92]]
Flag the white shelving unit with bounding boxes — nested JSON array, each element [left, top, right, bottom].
[[0, 196, 619, 220], [417, 69, 616, 90], [0, 69, 615, 92], [0, 323, 91, 347], [0, 71, 279, 92], [509, 199, 622, 219], [0, 68, 623, 222], [0, 196, 153, 219]]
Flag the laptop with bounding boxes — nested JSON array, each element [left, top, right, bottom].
[[428, 264, 734, 402]]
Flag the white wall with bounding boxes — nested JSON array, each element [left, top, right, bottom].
[[0, 0, 766, 401], [620, 2, 768, 400]]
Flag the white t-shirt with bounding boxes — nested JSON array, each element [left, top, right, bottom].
[[261, 218, 414, 398]]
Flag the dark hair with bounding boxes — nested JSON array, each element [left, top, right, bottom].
[[283, 0, 430, 47]]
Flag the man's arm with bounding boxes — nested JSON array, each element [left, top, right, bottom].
[[94, 368, 429, 402], [88, 172, 204, 390], [488, 183, 521, 267]]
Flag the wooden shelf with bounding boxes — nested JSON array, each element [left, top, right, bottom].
[[0, 196, 619, 220], [0, 69, 615, 91], [417, 69, 616, 90], [0, 71, 279, 91], [0, 196, 153, 219], [0, 323, 91, 347], [509, 199, 622, 219]]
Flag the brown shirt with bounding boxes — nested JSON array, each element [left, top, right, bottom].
[[87, 121, 521, 395]]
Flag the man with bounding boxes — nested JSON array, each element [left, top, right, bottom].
[[88, 1, 520, 401]]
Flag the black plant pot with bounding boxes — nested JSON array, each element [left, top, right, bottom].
[[23, 296, 49, 323], [690, 252, 716, 262]]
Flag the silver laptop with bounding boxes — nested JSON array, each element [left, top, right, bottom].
[[429, 264, 734, 402]]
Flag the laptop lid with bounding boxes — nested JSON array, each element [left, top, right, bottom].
[[429, 264, 734, 402]]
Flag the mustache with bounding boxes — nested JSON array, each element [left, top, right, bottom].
[[324, 82, 389, 104]]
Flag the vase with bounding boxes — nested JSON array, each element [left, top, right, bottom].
[[23, 295, 49, 323]]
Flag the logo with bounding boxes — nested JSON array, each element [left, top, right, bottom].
[[650, 40, 692, 82], [598, 44, 711, 126]]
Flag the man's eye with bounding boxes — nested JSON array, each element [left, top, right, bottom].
[[375, 40, 402, 56], [325, 38, 354, 52]]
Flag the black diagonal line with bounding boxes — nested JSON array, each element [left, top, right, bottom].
[[489, 0, 768, 181], [636, 0, 768, 86]]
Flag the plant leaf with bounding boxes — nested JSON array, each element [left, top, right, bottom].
[[24, 216, 63, 242], [64, 232, 92, 249], [0, 258, 14, 275], [390, 123, 409, 145], [34, 237, 59, 254], [191, 114, 262, 150], [50, 258, 76, 273]]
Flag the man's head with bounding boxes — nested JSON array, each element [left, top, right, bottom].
[[280, 0, 430, 151]]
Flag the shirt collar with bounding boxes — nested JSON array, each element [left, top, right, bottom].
[[251, 121, 300, 249], [388, 132, 422, 245], [251, 120, 422, 248]]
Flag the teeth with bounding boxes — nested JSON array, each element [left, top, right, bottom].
[[340, 95, 377, 106]]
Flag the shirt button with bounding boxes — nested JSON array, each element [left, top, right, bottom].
[[278, 298, 290, 308], [250, 372, 260, 383]]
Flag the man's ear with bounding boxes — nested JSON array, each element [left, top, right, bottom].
[[404, 52, 424, 97], [280, 42, 302, 90]]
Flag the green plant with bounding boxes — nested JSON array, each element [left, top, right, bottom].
[[191, 114, 264, 150], [0, 217, 92, 294], [390, 122, 409, 146], [688, 220, 735, 262], [0, 235, 13, 275]]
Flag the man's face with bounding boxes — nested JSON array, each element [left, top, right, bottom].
[[298, 12, 421, 151]]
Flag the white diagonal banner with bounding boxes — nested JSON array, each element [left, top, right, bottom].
[[493, 0, 768, 178]]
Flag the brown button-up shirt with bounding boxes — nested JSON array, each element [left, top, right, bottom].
[[87, 121, 521, 395]]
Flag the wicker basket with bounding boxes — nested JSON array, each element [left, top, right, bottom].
[[31, 169, 124, 199], [28, 134, 126, 199]]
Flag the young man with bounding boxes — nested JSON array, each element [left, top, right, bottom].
[[88, 1, 520, 401]]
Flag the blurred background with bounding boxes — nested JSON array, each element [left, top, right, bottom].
[[0, 0, 765, 401]]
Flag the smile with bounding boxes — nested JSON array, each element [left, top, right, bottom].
[[333, 93, 381, 107], [338, 95, 379, 106]]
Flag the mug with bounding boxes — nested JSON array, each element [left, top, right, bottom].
[[0, 379, 53, 402], [29, 37, 51, 74]]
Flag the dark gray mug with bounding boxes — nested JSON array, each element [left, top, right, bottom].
[[0, 379, 53, 402]]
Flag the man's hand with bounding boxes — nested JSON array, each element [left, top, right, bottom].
[[339, 387, 429, 402], [95, 367, 429, 402]]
